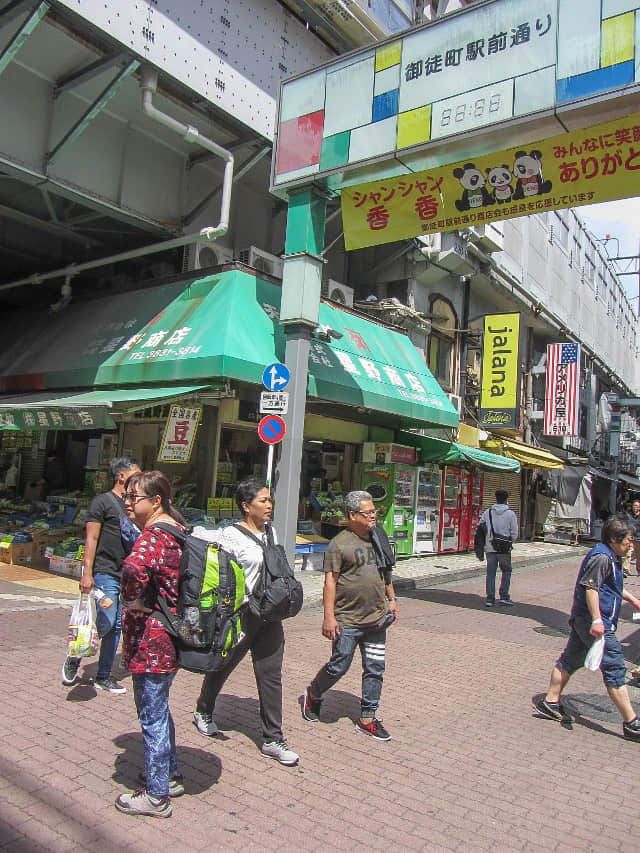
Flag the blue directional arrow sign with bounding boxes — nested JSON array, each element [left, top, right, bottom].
[[262, 362, 290, 391]]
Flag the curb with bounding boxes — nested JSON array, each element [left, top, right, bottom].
[[301, 546, 590, 610]]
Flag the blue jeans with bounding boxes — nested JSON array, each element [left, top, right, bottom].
[[311, 625, 386, 718], [132, 672, 177, 798], [485, 552, 512, 602], [93, 573, 122, 680]]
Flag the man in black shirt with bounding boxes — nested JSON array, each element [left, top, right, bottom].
[[61, 456, 140, 692]]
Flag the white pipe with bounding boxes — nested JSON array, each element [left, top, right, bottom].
[[0, 67, 234, 292]]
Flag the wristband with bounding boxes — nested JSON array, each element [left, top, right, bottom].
[[592, 618, 603, 624], [387, 597, 396, 602]]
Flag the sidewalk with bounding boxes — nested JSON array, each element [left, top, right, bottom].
[[4, 547, 640, 852], [0, 540, 588, 608]]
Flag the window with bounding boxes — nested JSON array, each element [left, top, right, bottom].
[[571, 236, 581, 269], [428, 297, 457, 391], [553, 211, 569, 250]]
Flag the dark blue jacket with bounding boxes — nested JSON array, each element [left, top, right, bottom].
[[571, 542, 623, 631]]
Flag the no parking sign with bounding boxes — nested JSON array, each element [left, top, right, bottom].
[[258, 414, 286, 445]]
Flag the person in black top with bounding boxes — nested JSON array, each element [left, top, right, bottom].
[[629, 500, 640, 575], [61, 456, 140, 692]]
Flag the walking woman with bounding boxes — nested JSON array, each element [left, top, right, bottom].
[[192, 478, 299, 766], [115, 470, 185, 819]]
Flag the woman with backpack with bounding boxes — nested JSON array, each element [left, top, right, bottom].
[[192, 478, 300, 766], [114, 470, 186, 819]]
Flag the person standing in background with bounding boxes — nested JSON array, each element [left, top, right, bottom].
[[480, 489, 519, 607]]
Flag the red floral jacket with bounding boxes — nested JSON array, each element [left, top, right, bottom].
[[121, 525, 182, 674]]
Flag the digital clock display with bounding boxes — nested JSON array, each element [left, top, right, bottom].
[[431, 78, 514, 141]]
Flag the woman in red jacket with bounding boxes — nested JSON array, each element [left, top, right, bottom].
[[115, 470, 184, 819]]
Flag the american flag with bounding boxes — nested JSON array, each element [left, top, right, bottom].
[[544, 342, 581, 436]]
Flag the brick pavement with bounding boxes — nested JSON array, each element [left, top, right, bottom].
[[2, 549, 640, 851]]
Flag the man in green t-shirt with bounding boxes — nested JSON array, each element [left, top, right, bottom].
[[301, 490, 398, 740]]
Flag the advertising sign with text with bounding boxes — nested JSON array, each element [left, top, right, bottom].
[[158, 405, 202, 463], [480, 313, 520, 430]]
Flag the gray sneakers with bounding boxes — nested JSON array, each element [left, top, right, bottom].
[[261, 740, 299, 766], [94, 676, 127, 695], [192, 709, 219, 737], [115, 789, 172, 818], [137, 771, 184, 797]]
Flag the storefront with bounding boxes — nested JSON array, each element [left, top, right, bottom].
[[0, 267, 458, 571]]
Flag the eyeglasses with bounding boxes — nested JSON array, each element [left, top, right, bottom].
[[123, 493, 149, 504], [356, 510, 377, 518]]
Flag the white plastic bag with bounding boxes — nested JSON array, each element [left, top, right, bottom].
[[585, 636, 605, 671], [67, 594, 99, 658]]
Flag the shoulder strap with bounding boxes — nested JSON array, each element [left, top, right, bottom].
[[234, 523, 267, 550], [488, 509, 495, 535], [149, 521, 187, 546]]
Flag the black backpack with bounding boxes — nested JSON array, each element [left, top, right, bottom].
[[152, 523, 249, 673], [235, 524, 304, 622], [474, 520, 487, 561]]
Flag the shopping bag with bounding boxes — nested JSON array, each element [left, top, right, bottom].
[[584, 636, 605, 671], [67, 594, 99, 658]]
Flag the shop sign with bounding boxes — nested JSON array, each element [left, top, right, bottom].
[[0, 407, 114, 431], [480, 313, 520, 429], [341, 112, 640, 250], [259, 391, 289, 414], [362, 442, 417, 465], [157, 405, 202, 463], [544, 342, 580, 437]]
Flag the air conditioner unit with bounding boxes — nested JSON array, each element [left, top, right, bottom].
[[446, 393, 463, 415], [183, 241, 233, 272], [326, 279, 354, 307], [238, 246, 283, 279], [468, 223, 504, 253]]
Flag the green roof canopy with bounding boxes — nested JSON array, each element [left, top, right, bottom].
[[398, 432, 521, 473], [0, 270, 458, 430]]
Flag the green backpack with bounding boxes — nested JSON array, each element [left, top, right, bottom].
[[152, 524, 249, 673]]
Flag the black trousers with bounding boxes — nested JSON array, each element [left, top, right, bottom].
[[196, 612, 285, 742]]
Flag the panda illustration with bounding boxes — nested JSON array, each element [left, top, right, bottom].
[[453, 163, 494, 211], [486, 164, 514, 204], [512, 150, 552, 199]]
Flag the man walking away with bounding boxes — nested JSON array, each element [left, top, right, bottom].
[[534, 515, 640, 740], [301, 490, 398, 741], [61, 456, 140, 693], [479, 489, 518, 607]]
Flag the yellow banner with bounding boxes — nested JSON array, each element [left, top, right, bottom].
[[480, 313, 520, 430], [341, 112, 640, 250]]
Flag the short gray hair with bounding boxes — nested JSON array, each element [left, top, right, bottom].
[[345, 490, 373, 515], [109, 456, 139, 480]]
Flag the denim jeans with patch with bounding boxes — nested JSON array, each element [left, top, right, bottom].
[[311, 625, 386, 718], [93, 573, 122, 680], [132, 672, 177, 799]]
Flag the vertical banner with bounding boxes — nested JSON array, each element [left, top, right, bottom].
[[544, 343, 581, 436], [480, 313, 520, 429], [158, 405, 202, 462]]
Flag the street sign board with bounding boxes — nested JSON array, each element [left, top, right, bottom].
[[258, 414, 286, 445], [262, 362, 290, 391], [260, 391, 289, 414]]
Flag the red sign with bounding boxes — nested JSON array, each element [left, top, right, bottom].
[[258, 415, 286, 445]]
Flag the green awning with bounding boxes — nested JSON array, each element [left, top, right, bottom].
[[0, 406, 116, 431], [398, 432, 521, 472], [0, 269, 458, 430], [0, 385, 208, 431]]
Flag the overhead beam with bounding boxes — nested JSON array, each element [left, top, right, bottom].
[[0, 0, 48, 77], [47, 59, 140, 166], [54, 53, 129, 98], [187, 135, 260, 170], [0, 201, 100, 246], [0, 0, 37, 26]]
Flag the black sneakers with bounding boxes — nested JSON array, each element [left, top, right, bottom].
[[533, 696, 567, 721], [94, 676, 127, 695], [623, 717, 640, 741], [302, 687, 321, 722]]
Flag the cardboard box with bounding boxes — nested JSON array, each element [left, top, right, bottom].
[[31, 530, 66, 569], [23, 482, 45, 502], [0, 540, 33, 566]]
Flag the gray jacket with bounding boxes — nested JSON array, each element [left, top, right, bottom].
[[480, 503, 518, 554]]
